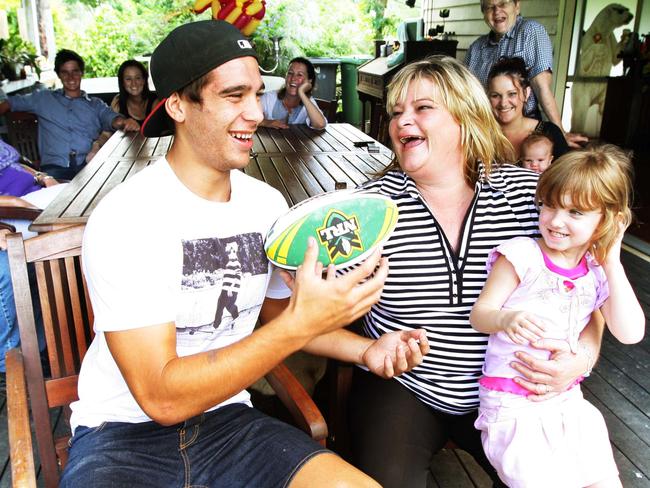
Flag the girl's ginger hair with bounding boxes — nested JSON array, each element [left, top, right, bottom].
[[536, 144, 633, 263], [383, 55, 514, 185]]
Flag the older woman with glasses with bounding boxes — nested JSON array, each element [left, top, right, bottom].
[[465, 0, 586, 148]]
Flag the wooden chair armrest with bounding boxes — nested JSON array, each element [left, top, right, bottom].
[[0, 222, 16, 232], [265, 362, 328, 445], [0, 206, 42, 221], [6, 347, 37, 488]]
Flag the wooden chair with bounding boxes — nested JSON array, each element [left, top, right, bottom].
[[5, 111, 40, 168], [315, 98, 338, 123], [5, 225, 327, 488], [0, 206, 41, 222]]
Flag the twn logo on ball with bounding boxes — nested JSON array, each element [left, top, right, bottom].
[[317, 210, 363, 261]]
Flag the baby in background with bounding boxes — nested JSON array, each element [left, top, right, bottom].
[[520, 132, 554, 173]]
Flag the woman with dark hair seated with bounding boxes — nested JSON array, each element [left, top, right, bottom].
[[487, 57, 569, 161], [111, 59, 157, 124], [260, 56, 327, 130]]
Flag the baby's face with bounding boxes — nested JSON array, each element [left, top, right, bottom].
[[521, 142, 553, 173]]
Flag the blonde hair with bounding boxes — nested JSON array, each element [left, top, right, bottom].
[[384, 55, 514, 185], [536, 144, 633, 263]]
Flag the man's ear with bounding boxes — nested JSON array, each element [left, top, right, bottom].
[[165, 93, 186, 123]]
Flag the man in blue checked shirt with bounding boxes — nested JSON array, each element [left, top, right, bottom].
[[465, 0, 587, 148], [0, 49, 139, 180]]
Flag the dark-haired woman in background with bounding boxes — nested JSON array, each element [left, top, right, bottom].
[[111, 60, 157, 124], [487, 57, 568, 161], [260, 57, 327, 130]]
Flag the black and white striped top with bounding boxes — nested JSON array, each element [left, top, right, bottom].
[[361, 164, 540, 414]]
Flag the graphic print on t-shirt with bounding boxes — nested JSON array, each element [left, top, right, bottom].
[[177, 232, 269, 344]]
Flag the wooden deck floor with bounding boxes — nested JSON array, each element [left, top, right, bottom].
[[1, 248, 649, 487]]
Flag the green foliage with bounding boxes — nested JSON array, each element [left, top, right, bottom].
[[0, 10, 40, 79], [251, 0, 375, 75], [0, 0, 20, 9], [50, 0, 410, 79], [362, 0, 393, 40], [54, 0, 201, 77]]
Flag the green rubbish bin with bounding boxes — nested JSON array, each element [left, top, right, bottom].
[[340, 55, 372, 127]]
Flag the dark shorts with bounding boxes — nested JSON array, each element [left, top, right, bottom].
[[60, 403, 329, 488]]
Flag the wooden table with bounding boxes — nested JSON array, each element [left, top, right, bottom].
[[30, 124, 393, 232]]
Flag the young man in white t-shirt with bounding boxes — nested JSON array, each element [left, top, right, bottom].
[[60, 20, 429, 487]]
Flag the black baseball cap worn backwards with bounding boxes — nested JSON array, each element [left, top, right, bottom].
[[141, 19, 258, 137]]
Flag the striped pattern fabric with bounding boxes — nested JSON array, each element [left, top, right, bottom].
[[361, 164, 540, 414]]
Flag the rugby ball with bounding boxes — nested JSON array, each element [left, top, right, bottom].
[[265, 189, 398, 270]]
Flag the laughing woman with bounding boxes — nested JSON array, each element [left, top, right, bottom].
[[348, 55, 604, 488], [111, 60, 157, 125], [260, 57, 327, 130], [487, 57, 568, 160]]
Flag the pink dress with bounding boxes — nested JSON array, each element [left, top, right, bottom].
[[474, 237, 618, 487]]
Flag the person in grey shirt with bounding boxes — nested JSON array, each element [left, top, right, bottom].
[[0, 49, 139, 180]]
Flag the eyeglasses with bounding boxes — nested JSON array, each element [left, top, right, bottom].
[[59, 69, 82, 78], [483, 0, 514, 14]]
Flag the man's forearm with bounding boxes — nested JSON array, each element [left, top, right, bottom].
[[108, 313, 309, 427], [0, 100, 11, 115], [531, 71, 564, 131], [111, 115, 127, 130]]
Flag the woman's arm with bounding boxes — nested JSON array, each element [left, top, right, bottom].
[[260, 290, 428, 379], [0, 195, 38, 208], [511, 311, 604, 400], [297, 83, 327, 130], [19, 165, 59, 187], [259, 118, 289, 129], [110, 95, 120, 113]]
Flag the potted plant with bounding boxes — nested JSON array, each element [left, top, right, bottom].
[[0, 36, 40, 81]]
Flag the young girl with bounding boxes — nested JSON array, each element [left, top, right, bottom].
[[470, 144, 645, 488]]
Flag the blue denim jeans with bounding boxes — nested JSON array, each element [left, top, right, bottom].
[[60, 403, 329, 488], [0, 250, 44, 372]]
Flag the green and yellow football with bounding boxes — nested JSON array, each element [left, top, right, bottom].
[[265, 189, 398, 270]]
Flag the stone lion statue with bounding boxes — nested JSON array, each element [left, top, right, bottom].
[[571, 3, 633, 136]]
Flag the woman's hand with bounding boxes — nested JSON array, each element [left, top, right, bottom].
[[361, 329, 429, 379], [500, 310, 546, 345], [298, 82, 312, 98], [42, 176, 59, 187], [510, 338, 588, 401], [565, 132, 588, 148], [261, 119, 289, 130]]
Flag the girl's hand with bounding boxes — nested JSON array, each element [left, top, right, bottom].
[[603, 217, 627, 268], [500, 310, 546, 345]]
